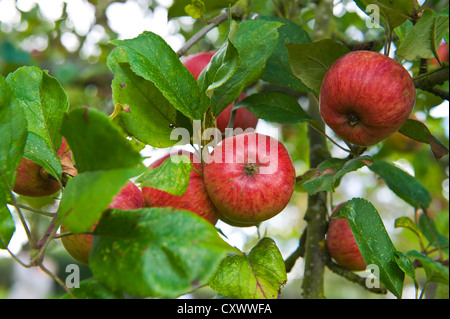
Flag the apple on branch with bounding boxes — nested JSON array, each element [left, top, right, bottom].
[[203, 132, 296, 227], [13, 138, 71, 197], [141, 150, 219, 225], [326, 203, 366, 271], [319, 50, 416, 146], [182, 51, 258, 134], [60, 181, 145, 265]]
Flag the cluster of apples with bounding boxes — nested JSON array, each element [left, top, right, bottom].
[[14, 48, 418, 270]]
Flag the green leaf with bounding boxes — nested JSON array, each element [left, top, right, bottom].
[[89, 208, 235, 298], [0, 76, 27, 249], [56, 167, 144, 233], [61, 277, 124, 299], [418, 214, 449, 255], [107, 48, 189, 148], [60, 107, 143, 173], [394, 216, 423, 242], [6, 66, 69, 180], [209, 237, 287, 299], [0, 206, 15, 250], [168, 0, 237, 19], [398, 119, 449, 161], [210, 19, 283, 116], [394, 250, 419, 295], [0, 76, 28, 202], [354, 0, 415, 30], [234, 91, 312, 124], [335, 198, 405, 298], [198, 21, 240, 99], [111, 32, 209, 120], [396, 9, 449, 61], [368, 159, 431, 210], [287, 39, 350, 94], [302, 156, 373, 194], [259, 16, 312, 92], [185, 0, 205, 19], [407, 250, 449, 285], [136, 155, 193, 195]]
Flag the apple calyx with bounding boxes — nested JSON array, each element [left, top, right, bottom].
[[244, 163, 259, 176], [347, 112, 360, 127]]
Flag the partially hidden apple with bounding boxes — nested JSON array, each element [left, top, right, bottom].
[[319, 50, 416, 146], [182, 51, 258, 134], [13, 138, 70, 197], [142, 151, 219, 225], [203, 132, 296, 227], [60, 181, 145, 265], [326, 203, 366, 271], [429, 42, 449, 66]]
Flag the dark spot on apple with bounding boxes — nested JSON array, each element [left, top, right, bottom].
[[347, 112, 360, 127]]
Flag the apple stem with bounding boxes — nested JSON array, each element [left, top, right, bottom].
[[306, 122, 352, 153]]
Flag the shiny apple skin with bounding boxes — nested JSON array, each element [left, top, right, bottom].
[[203, 132, 296, 227], [319, 50, 416, 146]]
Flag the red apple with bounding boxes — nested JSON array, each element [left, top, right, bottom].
[[182, 51, 258, 133], [326, 203, 366, 271], [60, 181, 145, 265], [429, 42, 449, 66], [141, 151, 219, 225], [203, 132, 296, 227], [13, 138, 70, 197], [319, 50, 416, 146]]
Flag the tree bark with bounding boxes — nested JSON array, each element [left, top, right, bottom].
[[301, 0, 334, 299]]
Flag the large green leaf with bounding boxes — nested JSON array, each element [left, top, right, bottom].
[[259, 16, 312, 92], [6, 66, 69, 180], [396, 9, 449, 61], [368, 160, 431, 210], [209, 237, 287, 299], [60, 107, 143, 173], [354, 0, 415, 30], [110, 32, 209, 120], [107, 48, 189, 148], [0, 76, 27, 249], [56, 167, 143, 233], [210, 19, 283, 116], [234, 91, 312, 124], [89, 208, 235, 298], [335, 198, 405, 298], [287, 39, 350, 94]]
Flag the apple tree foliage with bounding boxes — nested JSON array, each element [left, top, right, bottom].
[[0, 0, 449, 299]]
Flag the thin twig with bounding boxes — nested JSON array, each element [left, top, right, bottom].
[[177, 10, 234, 57]]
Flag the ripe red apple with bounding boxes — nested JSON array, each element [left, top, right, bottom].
[[203, 132, 296, 227], [319, 50, 416, 146], [141, 151, 219, 225], [429, 42, 449, 66], [13, 138, 70, 197], [60, 181, 145, 265], [326, 203, 366, 271], [182, 51, 258, 133]]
